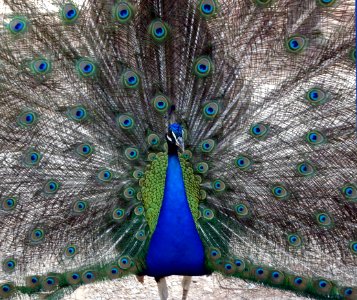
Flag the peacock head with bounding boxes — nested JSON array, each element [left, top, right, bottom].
[[167, 123, 184, 152]]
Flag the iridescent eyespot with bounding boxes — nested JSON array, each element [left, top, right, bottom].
[[107, 265, 121, 279], [208, 247, 221, 259], [341, 183, 357, 201], [118, 256, 132, 269], [254, 267, 268, 280], [97, 169, 113, 183], [66, 272, 81, 285], [43, 180, 60, 194], [202, 208, 214, 220], [30, 58, 51, 75], [314, 279, 332, 294], [147, 133, 160, 147], [250, 123, 269, 139], [113, 208, 125, 220], [234, 259, 245, 272], [8, 17, 28, 34], [125, 147, 139, 160], [342, 287, 355, 298], [305, 88, 328, 106], [306, 130, 326, 145], [26, 276, 40, 288], [0, 283, 14, 297], [317, 0, 337, 6], [212, 179, 225, 192], [72, 200, 88, 214], [64, 245, 77, 258], [76, 143, 94, 157], [198, 0, 218, 18], [2, 258, 16, 272], [271, 184, 289, 200], [30, 228, 45, 243], [234, 202, 250, 218], [23, 148, 42, 166], [82, 271, 96, 284], [61, 3, 79, 23], [223, 262, 235, 274], [1, 197, 17, 211], [316, 212, 333, 227], [286, 35, 307, 53], [349, 241, 357, 255], [42, 276, 59, 291], [76, 58, 97, 78], [17, 110, 38, 127], [123, 187, 136, 199], [288, 234, 302, 247], [196, 162, 209, 174], [203, 102, 219, 119], [133, 169, 144, 179], [181, 150, 192, 160], [149, 20, 169, 42], [194, 56, 213, 77], [152, 95, 170, 113], [271, 271, 285, 285], [200, 139, 215, 153], [117, 114, 135, 130], [134, 205, 144, 216], [68, 105, 88, 122], [135, 229, 147, 241], [122, 70, 140, 89], [296, 161, 315, 177], [113, 2, 134, 24], [147, 152, 157, 161], [235, 154, 252, 171], [253, 0, 273, 6]]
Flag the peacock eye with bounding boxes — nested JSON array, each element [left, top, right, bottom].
[[31, 59, 51, 75], [196, 162, 209, 174], [23, 149, 42, 166], [250, 123, 269, 139], [306, 88, 328, 105], [253, 0, 273, 6], [135, 229, 147, 241], [68, 106, 89, 122], [209, 247, 221, 259], [44, 180, 60, 194], [286, 35, 307, 53], [118, 256, 132, 269], [8, 17, 28, 34], [202, 208, 214, 220], [77, 59, 97, 78], [76, 143, 94, 157], [1, 197, 17, 211], [234, 203, 250, 218], [72, 200, 88, 214], [306, 130, 326, 145], [235, 154, 252, 171], [64, 245, 77, 258], [198, 0, 218, 18], [152, 95, 170, 113], [316, 212, 333, 227], [97, 169, 113, 182], [147, 133, 160, 146], [288, 234, 302, 247], [82, 271, 96, 283], [194, 56, 213, 77], [17, 111, 38, 127], [296, 161, 315, 176], [212, 179, 225, 192], [203, 102, 219, 119], [125, 147, 139, 160], [61, 3, 79, 23], [122, 70, 140, 89], [149, 20, 169, 42], [113, 208, 125, 220], [30, 228, 45, 243], [200, 139, 215, 153], [2, 258, 17, 272], [349, 241, 357, 255], [114, 2, 134, 23], [271, 184, 289, 200], [341, 183, 357, 201]]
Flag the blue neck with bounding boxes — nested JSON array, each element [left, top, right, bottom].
[[145, 152, 206, 277]]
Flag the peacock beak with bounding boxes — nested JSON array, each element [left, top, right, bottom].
[[172, 132, 185, 152]]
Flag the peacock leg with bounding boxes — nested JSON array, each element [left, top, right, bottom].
[[155, 277, 168, 300], [181, 276, 192, 300]]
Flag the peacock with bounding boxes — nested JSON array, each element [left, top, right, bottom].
[[0, 0, 356, 299]]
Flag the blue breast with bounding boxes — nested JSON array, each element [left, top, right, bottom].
[[145, 153, 206, 277]]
